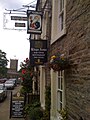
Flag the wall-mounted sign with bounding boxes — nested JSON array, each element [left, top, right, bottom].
[[27, 10, 42, 34], [30, 40, 47, 65]]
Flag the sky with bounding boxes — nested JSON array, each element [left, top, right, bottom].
[[0, 0, 37, 70]]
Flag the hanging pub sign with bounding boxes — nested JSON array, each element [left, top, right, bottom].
[[27, 10, 42, 34], [30, 40, 47, 65]]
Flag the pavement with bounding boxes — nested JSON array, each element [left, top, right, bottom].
[[0, 85, 25, 120]]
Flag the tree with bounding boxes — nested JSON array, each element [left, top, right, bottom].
[[0, 49, 9, 78]]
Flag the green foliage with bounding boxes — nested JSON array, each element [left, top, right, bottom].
[[40, 86, 51, 120], [24, 102, 43, 120], [24, 86, 51, 120], [20, 86, 31, 94], [20, 58, 34, 93], [41, 86, 51, 120], [45, 86, 51, 111], [21, 77, 33, 93], [58, 108, 68, 120], [40, 110, 50, 120], [0, 49, 9, 78]]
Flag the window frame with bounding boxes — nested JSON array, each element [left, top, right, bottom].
[[51, 0, 66, 44], [58, 0, 64, 31], [57, 70, 65, 111]]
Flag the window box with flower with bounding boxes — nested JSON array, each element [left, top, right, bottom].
[[48, 54, 70, 71]]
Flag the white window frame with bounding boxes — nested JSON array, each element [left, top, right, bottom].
[[57, 70, 65, 111], [57, 0, 66, 36], [58, 0, 64, 31], [51, 0, 66, 44]]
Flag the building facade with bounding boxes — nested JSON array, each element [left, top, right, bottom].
[[37, 0, 90, 120], [50, 0, 90, 120], [36, 0, 52, 110], [7, 59, 19, 78], [10, 59, 18, 71]]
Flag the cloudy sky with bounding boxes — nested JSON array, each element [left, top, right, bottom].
[[0, 0, 37, 70]]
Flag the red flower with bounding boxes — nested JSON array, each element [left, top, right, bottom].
[[22, 69, 26, 74], [22, 77, 25, 81], [30, 73, 33, 77]]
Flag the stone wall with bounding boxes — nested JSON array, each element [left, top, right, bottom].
[[51, 0, 90, 120]]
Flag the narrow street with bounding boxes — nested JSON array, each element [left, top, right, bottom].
[[0, 85, 24, 120]]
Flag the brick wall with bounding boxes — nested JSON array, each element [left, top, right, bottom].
[[51, 0, 90, 119]]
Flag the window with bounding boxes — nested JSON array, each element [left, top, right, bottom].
[[57, 70, 65, 111], [58, 0, 65, 31], [51, 0, 66, 44]]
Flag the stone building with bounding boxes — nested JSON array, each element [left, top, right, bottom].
[[7, 59, 19, 78], [36, 0, 90, 120], [10, 59, 18, 71], [50, 0, 90, 120]]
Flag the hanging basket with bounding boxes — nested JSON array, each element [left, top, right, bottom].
[[50, 63, 60, 71], [48, 54, 70, 71]]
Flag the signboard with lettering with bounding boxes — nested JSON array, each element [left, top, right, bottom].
[[3, 13, 27, 30], [11, 16, 27, 21], [10, 92, 25, 118], [15, 23, 26, 27], [30, 40, 47, 65], [27, 10, 42, 34]]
